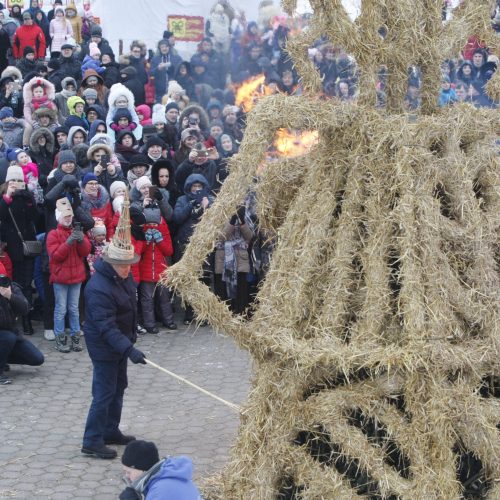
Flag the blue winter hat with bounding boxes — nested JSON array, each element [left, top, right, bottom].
[[6, 148, 22, 162], [0, 107, 13, 120], [82, 172, 98, 187]]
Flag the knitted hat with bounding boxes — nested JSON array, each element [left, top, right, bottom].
[[129, 154, 149, 169], [91, 25, 102, 37], [165, 102, 179, 113], [58, 149, 76, 168], [91, 217, 106, 236], [22, 11, 32, 20], [145, 136, 165, 150], [23, 46, 35, 57], [82, 172, 98, 187], [209, 119, 224, 130], [82, 88, 98, 100], [114, 108, 132, 122], [5, 165, 24, 183], [55, 198, 73, 222], [121, 440, 159, 471], [112, 195, 124, 213], [110, 180, 127, 199], [135, 176, 152, 192], [0, 107, 13, 120], [89, 42, 101, 58], [47, 59, 60, 71]]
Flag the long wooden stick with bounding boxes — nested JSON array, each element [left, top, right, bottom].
[[144, 358, 241, 413]]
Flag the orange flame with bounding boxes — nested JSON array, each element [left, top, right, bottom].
[[273, 129, 319, 157], [235, 74, 272, 113]]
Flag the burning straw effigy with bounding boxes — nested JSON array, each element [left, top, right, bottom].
[[166, 0, 500, 497]]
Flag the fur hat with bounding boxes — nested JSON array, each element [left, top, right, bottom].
[[108, 83, 135, 108], [87, 133, 113, 159], [121, 440, 159, 471], [5, 165, 24, 183], [34, 106, 57, 121], [167, 80, 185, 97], [152, 104, 166, 125], [89, 42, 101, 58], [145, 136, 165, 150], [135, 176, 152, 192], [129, 154, 149, 169], [165, 102, 179, 113], [181, 128, 199, 142], [110, 180, 127, 199]]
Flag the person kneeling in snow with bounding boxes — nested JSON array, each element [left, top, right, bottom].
[[119, 440, 201, 500]]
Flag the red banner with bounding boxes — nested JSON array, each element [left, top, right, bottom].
[[167, 15, 204, 42]]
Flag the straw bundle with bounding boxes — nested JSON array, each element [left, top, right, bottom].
[[165, 1, 500, 497]]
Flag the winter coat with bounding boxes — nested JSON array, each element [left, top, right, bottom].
[[0, 10, 19, 45], [83, 258, 138, 362], [101, 60, 120, 88], [80, 36, 113, 61], [138, 219, 173, 282], [29, 126, 55, 187], [214, 221, 253, 274], [126, 55, 149, 86], [173, 173, 213, 254], [15, 56, 37, 78], [12, 23, 46, 59], [178, 104, 209, 135], [81, 55, 105, 79], [0, 282, 28, 332], [22, 76, 56, 125], [175, 157, 221, 194], [47, 69, 65, 93], [54, 76, 78, 124], [0, 67, 24, 118], [136, 104, 152, 126], [120, 66, 145, 106], [81, 185, 113, 238], [142, 456, 201, 500], [150, 50, 182, 97], [58, 55, 81, 83], [88, 159, 125, 194], [0, 27, 10, 74], [47, 224, 91, 284], [0, 190, 38, 263], [49, 16, 72, 53], [0, 118, 30, 148], [64, 4, 82, 45]]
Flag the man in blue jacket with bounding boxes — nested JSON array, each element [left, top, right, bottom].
[[81, 206, 146, 459], [119, 440, 201, 500]]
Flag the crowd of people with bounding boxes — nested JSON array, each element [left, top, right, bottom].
[[0, 0, 496, 373]]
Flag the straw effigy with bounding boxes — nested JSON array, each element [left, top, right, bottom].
[[165, 0, 500, 497]]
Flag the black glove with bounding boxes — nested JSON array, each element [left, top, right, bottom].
[[62, 174, 78, 189], [119, 487, 141, 500], [128, 347, 146, 364], [229, 214, 238, 225]]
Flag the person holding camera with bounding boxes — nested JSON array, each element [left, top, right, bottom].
[[46, 198, 90, 352], [80, 172, 113, 239], [173, 174, 214, 324], [0, 165, 40, 335], [131, 176, 176, 332], [175, 142, 221, 195], [0, 261, 44, 385], [86, 137, 125, 193]]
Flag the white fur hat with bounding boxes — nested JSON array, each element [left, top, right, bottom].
[[152, 104, 166, 125]]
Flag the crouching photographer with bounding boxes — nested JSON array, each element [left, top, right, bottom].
[[0, 263, 44, 385]]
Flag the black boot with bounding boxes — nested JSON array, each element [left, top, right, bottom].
[[22, 316, 34, 335]]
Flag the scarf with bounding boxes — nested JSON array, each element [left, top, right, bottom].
[[218, 223, 247, 299], [61, 89, 76, 99], [32, 96, 53, 110]]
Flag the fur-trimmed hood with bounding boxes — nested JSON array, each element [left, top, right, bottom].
[[87, 133, 113, 159], [179, 104, 209, 132], [1, 66, 22, 83], [29, 127, 55, 153], [23, 76, 56, 105], [107, 82, 135, 109], [61, 76, 77, 90], [33, 107, 58, 123]]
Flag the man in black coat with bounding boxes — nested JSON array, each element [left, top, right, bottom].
[[81, 222, 145, 459], [58, 43, 81, 83], [0, 265, 44, 384], [120, 66, 145, 106], [79, 25, 114, 61]]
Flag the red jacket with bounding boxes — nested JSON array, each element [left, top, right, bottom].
[[13, 24, 46, 60], [47, 224, 91, 284], [138, 220, 173, 282]]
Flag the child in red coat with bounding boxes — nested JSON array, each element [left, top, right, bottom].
[[136, 203, 175, 333], [46, 199, 91, 353]]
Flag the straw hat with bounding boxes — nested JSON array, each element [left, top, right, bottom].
[[102, 191, 139, 265]]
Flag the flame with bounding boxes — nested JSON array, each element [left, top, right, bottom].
[[235, 74, 273, 113], [273, 129, 319, 157]]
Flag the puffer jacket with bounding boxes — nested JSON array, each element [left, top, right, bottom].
[[83, 258, 137, 361], [46, 224, 91, 284], [138, 219, 173, 282]]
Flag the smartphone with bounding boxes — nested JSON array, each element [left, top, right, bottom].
[[148, 186, 159, 199], [101, 154, 110, 165], [197, 150, 209, 158]]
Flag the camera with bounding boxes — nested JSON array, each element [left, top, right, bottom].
[[100, 154, 110, 165], [0, 275, 11, 288], [188, 117, 199, 126]]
